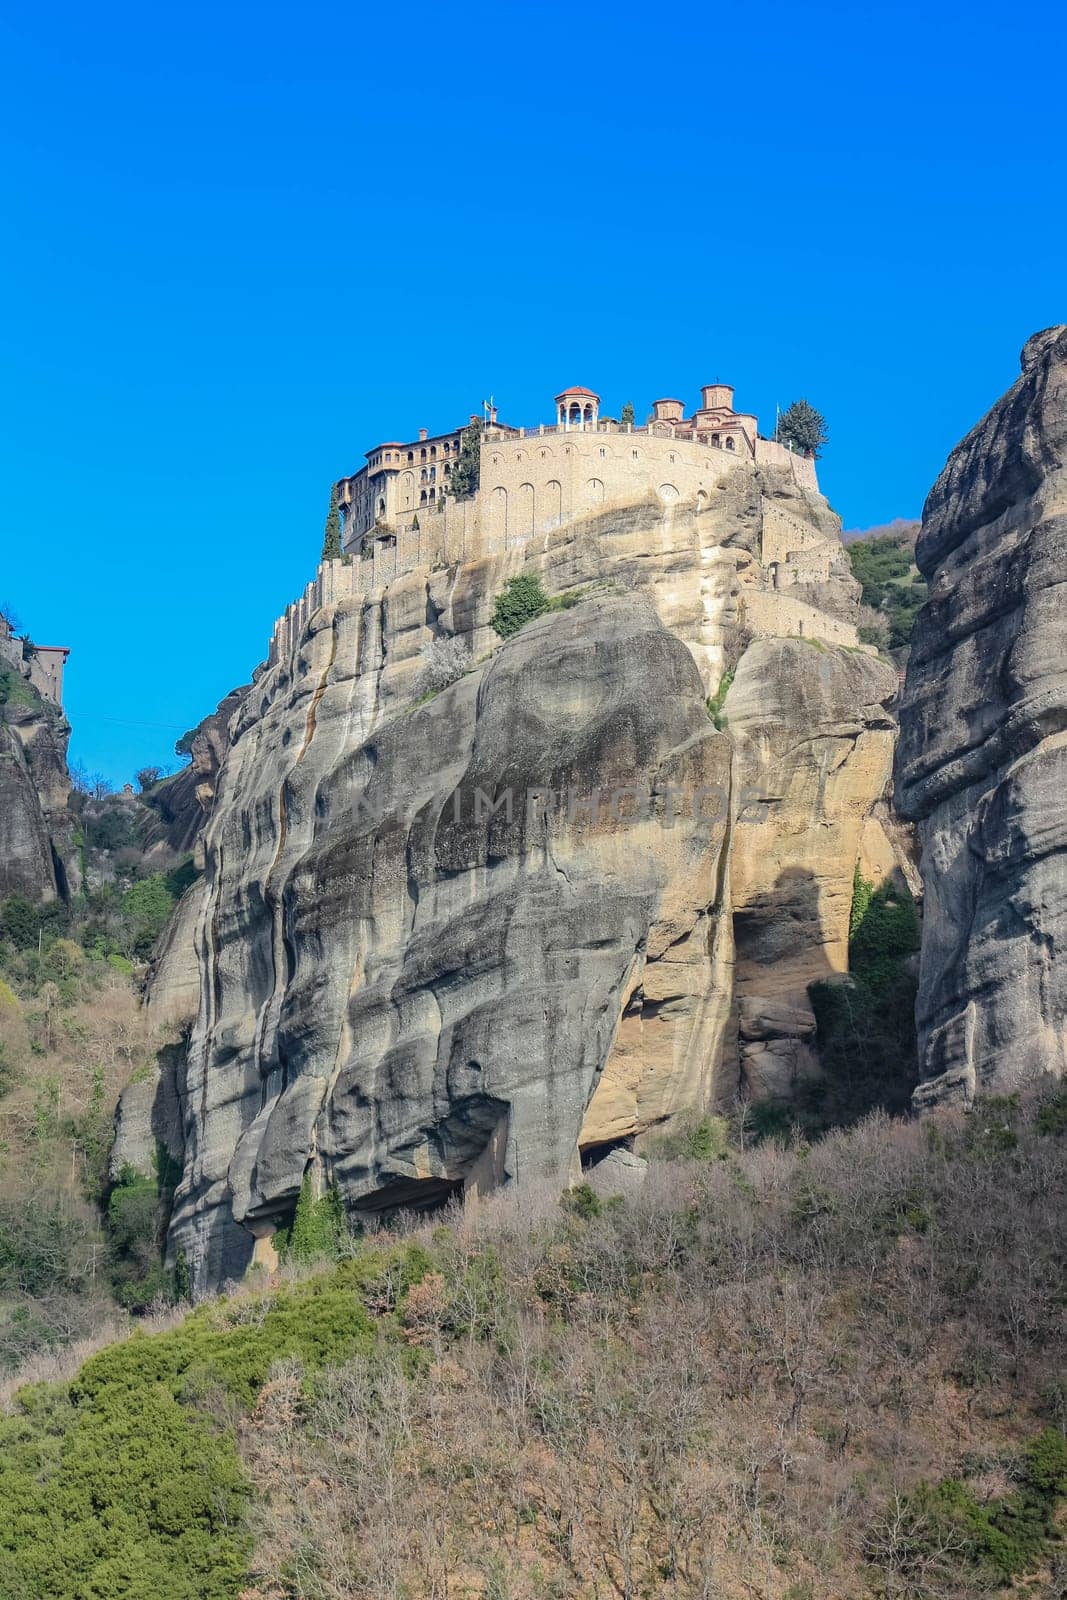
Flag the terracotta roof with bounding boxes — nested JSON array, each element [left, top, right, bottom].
[[554, 385, 600, 400]]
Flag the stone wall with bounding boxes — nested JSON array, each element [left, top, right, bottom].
[[272, 448, 848, 667], [741, 590, 863, 647], [754, 437, 819, 491], [761, 501, 837, 571], [27, 647, 68, 705]]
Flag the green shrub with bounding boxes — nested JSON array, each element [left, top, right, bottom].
[[0, 668, 41, 713], [706, 668, 734, 731], [276, 1173, 348, 1266], [490, 574, 553, 638], [1035, 1083, 1067, 1136], [84, 802, 138, 853], [120, 873, 176, 959], [75, 1273, 377, 1409], [650, 1115, 730, 1160], [747, 1101, 800, 1145], [888, 1430, 1067, 1585], [564, 1182, 602, 1220], [1, 895, 68, 952], [0, 1378, 250, 1599]]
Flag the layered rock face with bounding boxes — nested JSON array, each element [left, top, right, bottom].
[[134, 465, 900, 1290], [143, 686, 250, 858], [727, 638, 897, 1101], [896, 327, 1067, 1106]]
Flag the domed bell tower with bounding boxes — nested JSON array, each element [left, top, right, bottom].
[[555, 386, 600, 431]]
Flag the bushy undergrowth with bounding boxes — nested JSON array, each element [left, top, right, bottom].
[[0, 1243, 431, 1599], [0, 796, 201, 1361], [412, 633, 472, 699], [4, 1092, 1064, 1599], [847, 527, 928, 651], [807, 867, 921, 1129], [0, 951, 175, 1367]]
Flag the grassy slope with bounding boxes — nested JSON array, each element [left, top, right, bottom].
[[1, 1093, 1064, 1600]]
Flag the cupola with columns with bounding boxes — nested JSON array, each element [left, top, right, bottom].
[[555, 385, 600, 430]]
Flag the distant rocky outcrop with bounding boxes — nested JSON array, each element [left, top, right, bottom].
[[124, 461, 903, 1291], [0, 620, 78, 902], [896, 326, 1067, 1107], [141, 686, 250, 857]]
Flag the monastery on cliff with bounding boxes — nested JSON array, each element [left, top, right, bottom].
[[268, 381, 864, 666], [333, 381, 818, 556]]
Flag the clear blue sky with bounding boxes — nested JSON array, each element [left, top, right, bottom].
[[1, 0, 1064, 785]]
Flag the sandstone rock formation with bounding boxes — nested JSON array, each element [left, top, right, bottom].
[[130, 462, 901, 1291], [896, 326, 1067, 1106], [143, 686, 250, 857], [726, 638, 897, 1101]]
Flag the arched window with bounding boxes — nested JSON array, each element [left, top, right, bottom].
[[725, 437, 735, 451], [377, 497, 385, 515], [407, 450, 414, 462]]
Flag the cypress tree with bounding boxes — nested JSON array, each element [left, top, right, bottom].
[[321, 484, 342, 560], [450, 421, 482, 499]]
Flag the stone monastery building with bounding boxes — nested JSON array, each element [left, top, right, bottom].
[[267, 380, 859, 666], [333, 381, 817, 559]]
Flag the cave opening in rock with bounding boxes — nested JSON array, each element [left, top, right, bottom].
[[352, 1175, 465, 1220]]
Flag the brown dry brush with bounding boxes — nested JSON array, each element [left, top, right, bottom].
[[242, 1099, 1067, 1600]]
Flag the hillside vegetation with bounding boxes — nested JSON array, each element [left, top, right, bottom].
[[845, 520, 926, 652], [1, 1092, 1064, 1599], [0, 782, 196, 1371]]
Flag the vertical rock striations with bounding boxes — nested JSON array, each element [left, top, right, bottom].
[[896, 327, 1067, 1106], [136, 461, 901, 1290]]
